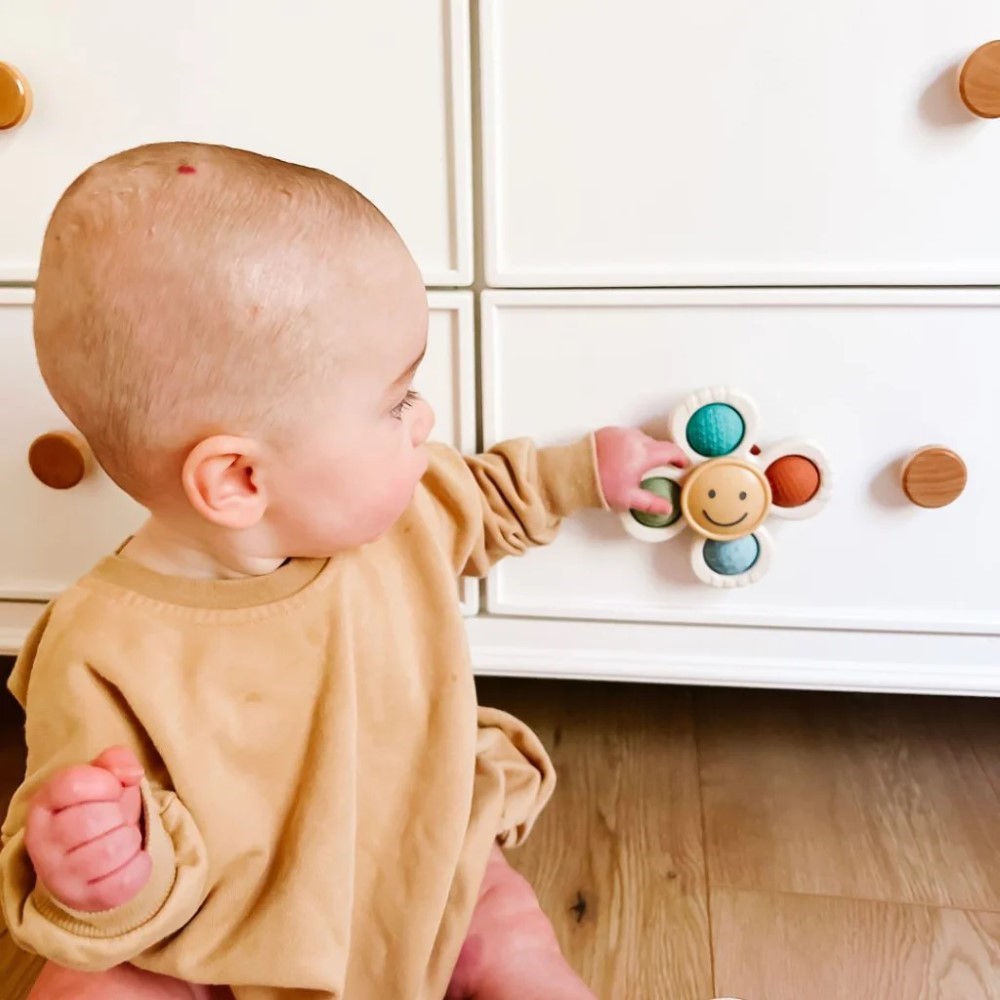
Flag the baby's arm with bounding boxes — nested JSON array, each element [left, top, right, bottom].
[[0, 614, 210, 971], [424, 427, 686, 577]]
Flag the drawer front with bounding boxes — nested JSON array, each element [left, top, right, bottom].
[[1, 289, 144, 601], [481, 290, 1000, 635], [0, 291, 478, 612], [480, 0, 1000, 287], [1, 1, 472, 285]]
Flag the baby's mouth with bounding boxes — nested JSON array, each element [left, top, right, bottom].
[[703, 511, 748, 528]]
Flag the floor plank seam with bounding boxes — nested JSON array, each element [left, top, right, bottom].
[[690, 691, 718, 994], [964, 733, 1000, 808], [712, 882, 1000, 916]]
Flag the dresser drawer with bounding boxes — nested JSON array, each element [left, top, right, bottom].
[[0, 290, 143, 601], [1, 0, 472, 285], [480, 0, 1000, 287], [0, 290, 477, 612], [481, 290, 1000, 635]]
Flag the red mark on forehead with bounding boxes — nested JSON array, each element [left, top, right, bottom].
[[177, 164, 197, 175]]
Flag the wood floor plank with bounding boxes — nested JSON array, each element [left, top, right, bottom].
[[712, 887, 1000, 1000], [697, 689, 1000, 910], [954, 697, 1000, 803], [478, 678, 713, 1000]]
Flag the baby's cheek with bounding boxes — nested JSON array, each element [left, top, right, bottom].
[[368, 464, 424, 531]]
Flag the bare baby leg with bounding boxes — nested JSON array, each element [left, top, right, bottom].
[[30, 961, 229, 1000], [447, 845, 597, 1000]]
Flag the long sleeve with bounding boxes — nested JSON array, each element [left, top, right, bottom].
[[0, 610, 210, 971], [475, 708, 556, 848], [422, 437, 607, 578]]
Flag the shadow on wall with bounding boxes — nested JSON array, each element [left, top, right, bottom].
[[918, 61, 977, 129]]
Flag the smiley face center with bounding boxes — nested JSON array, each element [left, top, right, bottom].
[[702, 487, 751, 528], [681, 459, 772, 539], [700, 481, 756, 530]]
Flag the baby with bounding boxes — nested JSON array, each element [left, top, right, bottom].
[[0, 143, 686, 999]]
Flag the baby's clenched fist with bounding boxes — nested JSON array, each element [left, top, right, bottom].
[[25, 746, 152, 912]]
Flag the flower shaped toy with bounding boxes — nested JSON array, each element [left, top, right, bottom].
[[621, 387, 832, 587]]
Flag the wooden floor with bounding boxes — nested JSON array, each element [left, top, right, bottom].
[[1, 674, 999, 999], [480, 679, 1000, 1000]]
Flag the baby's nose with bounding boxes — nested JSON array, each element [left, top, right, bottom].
[[412, 399, 435, 445]]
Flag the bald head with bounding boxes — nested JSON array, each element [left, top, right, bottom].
[[34, 142, 416, 498]]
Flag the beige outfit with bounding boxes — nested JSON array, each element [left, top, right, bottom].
[[1, 438, 604, 999]]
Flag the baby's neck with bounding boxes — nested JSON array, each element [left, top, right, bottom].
[[120, 517, 287, 580]]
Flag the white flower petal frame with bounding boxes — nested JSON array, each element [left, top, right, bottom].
[[620, 464, 688, 543], [690, 526, 774, 588], [668, 386, 760, 465], [758, 439, 833, 521]]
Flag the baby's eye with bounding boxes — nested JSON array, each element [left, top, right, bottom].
[[708, 489, 717, 499], [739, 491, 747, 500], [390, 389, 420, 420]]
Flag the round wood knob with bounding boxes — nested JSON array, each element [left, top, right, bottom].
[[901, 447, 967, 509], [28, 432, 91, 490], [0, 62, 32, 131], [959, 41, 1000, 119]]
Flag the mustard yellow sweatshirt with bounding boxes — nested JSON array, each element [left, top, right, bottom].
[[0, 438, 604, 999]]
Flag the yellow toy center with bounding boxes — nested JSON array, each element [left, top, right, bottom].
[[680, 458, 772, 541]]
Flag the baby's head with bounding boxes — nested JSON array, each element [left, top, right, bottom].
[[35, 142, 434, 559]]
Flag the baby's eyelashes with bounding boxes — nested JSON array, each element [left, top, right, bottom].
[[390, 389, 421, 420]]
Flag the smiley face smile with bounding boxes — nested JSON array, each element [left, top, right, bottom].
[[702, 511, 748, 528]]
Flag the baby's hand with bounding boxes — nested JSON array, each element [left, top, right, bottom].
[[25, 746, 152, 912], [595, 426, 689, 516]]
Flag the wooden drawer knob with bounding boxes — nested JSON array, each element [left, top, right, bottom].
[[959, 41, 1000, 119], [901, 447, 967, 508], [0, 62, 32, 131], [28, 432, 91, 490]]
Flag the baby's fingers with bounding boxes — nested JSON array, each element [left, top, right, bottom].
[[65, 824, 143, 884], [49, 795, 140, 852], [84, 849, 152, 912], [35, 765, 123, 813], [627, 487, 673, 516], [648, 441, 689, 468], [56, 848, 152, 914], [121, 784, 142, 826], [91, 746, 144, 788]]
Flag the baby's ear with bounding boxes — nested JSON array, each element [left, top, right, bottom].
[[181, 436, 268, 529]]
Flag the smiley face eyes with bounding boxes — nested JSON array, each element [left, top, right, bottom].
[[707, 488, 749, 502]]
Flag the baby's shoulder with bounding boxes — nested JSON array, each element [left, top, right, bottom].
[[11, 576, 175, 696], [42, 572, 161, 645]]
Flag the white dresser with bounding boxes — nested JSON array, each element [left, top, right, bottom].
[[2, 1, 998, 694]]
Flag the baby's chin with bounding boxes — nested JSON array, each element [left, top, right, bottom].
[[373, 481, 426, 541], [347, 472, 428, 548]]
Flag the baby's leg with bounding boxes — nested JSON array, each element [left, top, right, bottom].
[[447, 845, 596, 1000], [30, 961, 229, 1000]]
